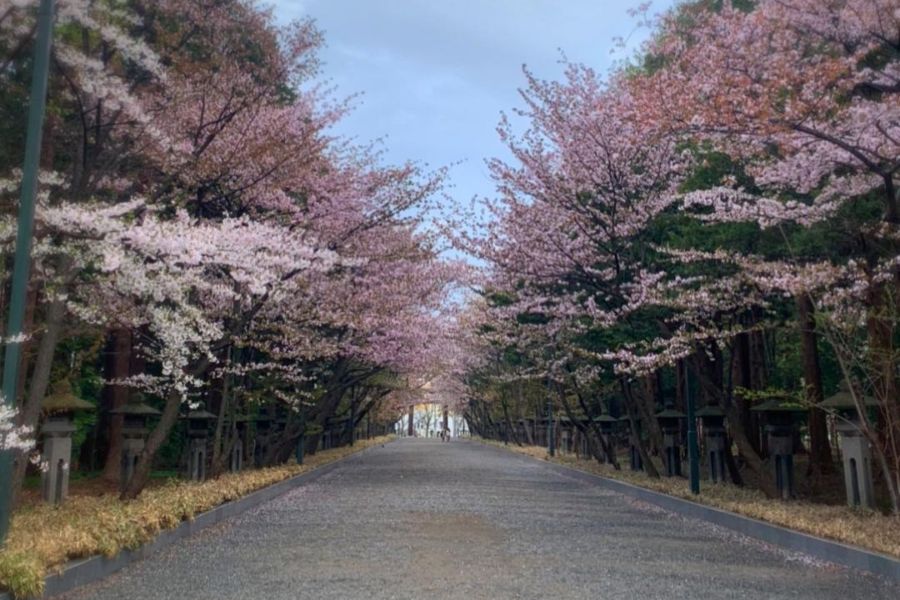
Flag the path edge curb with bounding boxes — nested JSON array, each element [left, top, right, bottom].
[[1, 440, 393, 600], [471, 440, 900, 584]]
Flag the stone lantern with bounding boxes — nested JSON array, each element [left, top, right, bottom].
[[594, 412, 618, 464], [110, 393, 161, 492], [656, 407, 686, 477], [820, 381, 879, 509], [696, 405, 727, 483], [751, 396, 806, 500], [183, 407, 216, 481], [40, 381, 94, 504], [618, 415, 643, 471]]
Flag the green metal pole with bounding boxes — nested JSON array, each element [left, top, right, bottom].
[[685, 362, 700, 495], [0, 0, 56, 546]]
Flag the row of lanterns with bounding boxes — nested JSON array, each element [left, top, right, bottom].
[[569, 380, 877, 509], [36, 386, 282, 505]]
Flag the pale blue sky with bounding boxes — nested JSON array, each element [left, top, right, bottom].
[[269, 0, 676, 209]]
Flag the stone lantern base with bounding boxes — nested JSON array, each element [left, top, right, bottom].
[[837, 423, 875, 509], [41, 418, 75, 504], [767, 430, 794, 500], [663, 432, 682, 477], [705, 429, 727, 483], [188, 437, 208, 481], [120, 436, 145, 493]]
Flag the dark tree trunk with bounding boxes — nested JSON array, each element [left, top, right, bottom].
[[342, 387, 359, 446], [12, 295, 66, 507], [101, 328, 132, 482], [797, 295, 834, 476], [718, 340, 779, 498], [121, 390, 182, 500], [501, 397, 521, 445], [750, 329, 769, 390], [464, 413, 480, 437], [518, 382, 534, 445], [569, 386, 619, 469], [675, 359, 685, 412], [691, 344, 743, 486], [620, 379, 660, 478], [733, 330, 761, 455], [865, 279, 900, 510], [304, 390, 344, 456], [721, 397, 779, 498], [467, 399, 494, 438], [208, 364, 232, 479], [635, 376, 664, 454]]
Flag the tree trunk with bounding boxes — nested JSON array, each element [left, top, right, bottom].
[[620, 379, 660, 478], [3, 288, 37, 405], [101, 328, 132, 482], [121, 390, 182, 500], [11, 294, 66, 507], [346, 388, 358, 446], [501, 396, 521, 445], [208, 365, 231, 478], [691, 345, 743, 486], [797, 295, 833, 477], [721, 392, 779, 498], [675, 359, 685, 412], [733, 330, 762, 455], [635, 377, 665, 454], [570, 387, 619, 469], [304, 388, 346, 455], [865, 280, 900, 512], [464, 413, 480, 437]]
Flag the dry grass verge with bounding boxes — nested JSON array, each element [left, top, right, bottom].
[[478, 438, 900, 559], [0, 436, 393, 599]]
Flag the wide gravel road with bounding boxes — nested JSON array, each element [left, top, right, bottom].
[[60, 438, 899, 599]]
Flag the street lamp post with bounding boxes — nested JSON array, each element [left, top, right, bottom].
[[0, 0, 56, 546]]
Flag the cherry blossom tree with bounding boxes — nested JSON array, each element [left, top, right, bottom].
[[1, 0, 461, 502], [460, 1, 900, 504], [0, 405, 31, 452], [627, 0, 900, 509], [454, 63, 693, 475]]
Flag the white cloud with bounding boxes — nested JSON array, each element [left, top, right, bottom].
[[269, 0, 676, 205]]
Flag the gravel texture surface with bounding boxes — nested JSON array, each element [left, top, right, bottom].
[[58, 438, 900, 599]]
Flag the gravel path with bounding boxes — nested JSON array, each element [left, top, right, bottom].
[[59, 438, 900, 599]]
